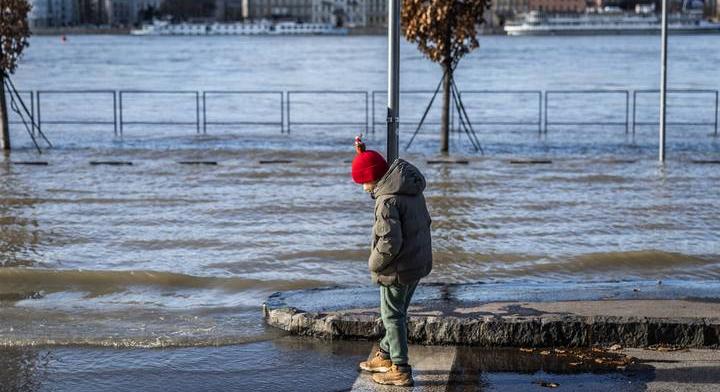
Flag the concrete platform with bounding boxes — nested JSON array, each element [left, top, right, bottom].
[[263, 281, 720, 348]]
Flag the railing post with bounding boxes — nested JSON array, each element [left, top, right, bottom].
[[714, 90, 718, 137], [632, 90, 637, 135], [371, 91, 376, 134], [365, 91, 369, 135], [543, 91, 548, 133], [625, 90, 629, 134], [286, 91, 291, 134], [113, 91, 118, 136], [196, 91, 201, 134], [280, 91, 284, 134], [202, 91, 207, 134], [537, 91, 542, 135], [119, 91, 124, 137]]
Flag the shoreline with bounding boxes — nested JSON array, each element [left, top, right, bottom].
[[30, 26, 506, 36]]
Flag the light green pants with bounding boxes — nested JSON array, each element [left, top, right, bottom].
[[379, 279, 419, 365]]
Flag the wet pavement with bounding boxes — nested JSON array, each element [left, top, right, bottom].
[[2, 330, 720, 392], [6, 336, 718, 392]]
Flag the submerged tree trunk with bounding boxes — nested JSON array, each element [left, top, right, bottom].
[[0, 72, 10, 151], [440, 62, 452, 154]]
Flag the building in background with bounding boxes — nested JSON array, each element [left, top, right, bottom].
[[76, 0, 102, 24], [245, 0, 314, 21], [493, 0, 530, 18], [528, 0, 586, 12], [311, 0, 366, 27], [215, 0, 245, 20], [105, 0, 163, 25], [28, 0, 78, 27], [365, 0, 386, 27]]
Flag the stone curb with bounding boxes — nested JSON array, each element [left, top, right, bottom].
[[264, 305, 720, 348]]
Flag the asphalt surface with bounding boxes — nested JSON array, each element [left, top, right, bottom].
[[4, 337, 718, 391]]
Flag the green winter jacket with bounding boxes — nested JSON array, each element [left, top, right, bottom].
[[369, 159, 433, 285]]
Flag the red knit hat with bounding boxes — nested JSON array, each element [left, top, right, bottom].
[[351, 136, 389, 184]]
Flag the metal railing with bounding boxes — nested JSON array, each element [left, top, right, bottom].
[[6, 90, 34, 127], [119, 90, 200, 135], [2, 88, 716, 142], [544, 90, 630, 133], [202, 91, 284, 134], [371, 90, 456, 134], [37, 90, 117, 135], [286, 90, 368, 134], [632, 89, 719, 136], [460, 90, 543, 134]]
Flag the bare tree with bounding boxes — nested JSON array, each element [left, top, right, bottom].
[[1, 0, 32, 150], [402, 0, 490, 153]]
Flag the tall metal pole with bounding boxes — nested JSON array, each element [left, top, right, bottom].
[[659, 0, 668, 162], [387, 0, 400, 163]]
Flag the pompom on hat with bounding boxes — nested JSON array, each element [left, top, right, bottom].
[[351, 135, 389, 184]]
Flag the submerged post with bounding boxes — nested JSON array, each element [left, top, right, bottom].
[[387, 0, 400, 163], [659, 0, 668, 162], [0, 72, 10, 150]]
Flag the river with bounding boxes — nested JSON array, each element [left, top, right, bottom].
[[0, 34, 718, 347]]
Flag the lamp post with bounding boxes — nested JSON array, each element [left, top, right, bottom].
[[387, 0, 400, 163], [659, 0, 668, 162]]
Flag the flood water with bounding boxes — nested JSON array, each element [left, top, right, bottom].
[[0, 34, 719, 348]]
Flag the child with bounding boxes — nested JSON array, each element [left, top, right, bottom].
[[351, 136, 432, 387]]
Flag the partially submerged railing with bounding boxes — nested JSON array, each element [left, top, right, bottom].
[[545, 90, 630, 133], [5, 88, 717, 141], [119, 91, 200, 135], [37, 90, 117, 135], [286, 90, 368, 134], [202, 91, 284, 134], [632, 89, 718, 136], [462, 90, 542, 134]]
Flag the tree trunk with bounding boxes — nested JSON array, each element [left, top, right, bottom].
[[440, 62, 452, 154], [0, 72, 10, 151]]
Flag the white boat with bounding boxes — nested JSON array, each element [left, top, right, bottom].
[[131, 19, 348, 36], [504, 10, 720, 36]]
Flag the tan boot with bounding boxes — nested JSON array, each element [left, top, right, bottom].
[[371, 364, 413, 386], [359, 351, 393, 373]]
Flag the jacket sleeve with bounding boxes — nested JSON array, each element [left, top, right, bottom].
[[369, 198, 403, 273]]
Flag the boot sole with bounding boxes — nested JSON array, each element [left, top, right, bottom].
[[372, 378, 414, 387], [359, 364, 390, 373]]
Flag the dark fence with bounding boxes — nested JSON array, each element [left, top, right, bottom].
[[202, 91, 284, 133], [371, 90, 455, 134], [632, 89, 719, 136], [461, 90, 542, 133], [544, 90, 630, 133], [5, 88, 718, 139], [37, 90, 117, 135], [119, 90, 200, 135], [286, 90, 368, 134]]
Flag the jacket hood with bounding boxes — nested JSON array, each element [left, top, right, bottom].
[[373, 159, 426, 197]]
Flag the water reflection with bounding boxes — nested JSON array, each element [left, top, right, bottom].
[[0, 161, 42, 268], [0, 347, 52, 392]]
